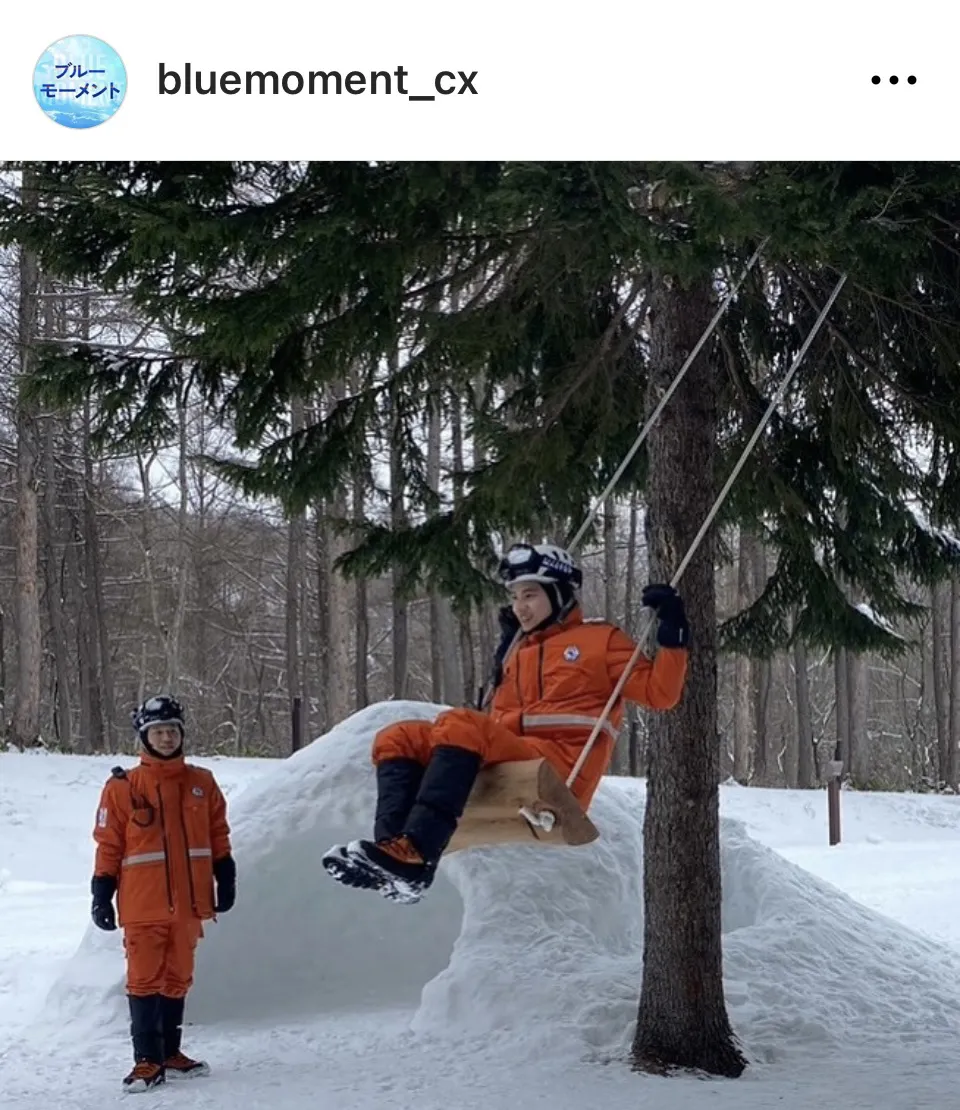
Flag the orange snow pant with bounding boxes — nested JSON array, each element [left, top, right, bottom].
[[123, 921, 204, 999], [372, 708, 611, 808]]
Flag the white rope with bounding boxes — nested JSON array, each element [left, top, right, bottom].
[[567, 238, 769, 554], [560, 271, 848, 798]]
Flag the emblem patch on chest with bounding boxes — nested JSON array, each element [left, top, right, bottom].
[[192, 786, 204, 797], [563, 645, 580, 661]]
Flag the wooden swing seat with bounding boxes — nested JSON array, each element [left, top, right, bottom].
[[446, 757, 600, 853]]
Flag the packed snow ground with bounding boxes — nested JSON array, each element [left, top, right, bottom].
[[2, 700, 960, 1109]]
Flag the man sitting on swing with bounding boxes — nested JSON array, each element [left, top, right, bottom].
[[323, 542, 690, 904]]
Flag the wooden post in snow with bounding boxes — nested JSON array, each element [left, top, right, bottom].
[[292, 695, 303, 753], [826, 759, 843, 845]]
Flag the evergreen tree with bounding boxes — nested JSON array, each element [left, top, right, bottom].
[[5, 160, 960, 1077]]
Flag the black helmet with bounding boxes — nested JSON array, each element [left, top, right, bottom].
[[132, 695, 185, 759]]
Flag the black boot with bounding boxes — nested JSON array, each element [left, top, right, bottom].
[[161, 995, 209, 1078], [122, 994, 165, 1092], [323, 747, 481, 904], [373, 758, 425, 841], [403, 745, 483, 861]]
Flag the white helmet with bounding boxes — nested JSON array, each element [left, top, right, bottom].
[[497, 542, 583, 590]]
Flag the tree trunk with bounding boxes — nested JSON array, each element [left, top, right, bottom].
[[834, 647, 850, 769], [920, 610, 937, 786], [352, 452, 369, 711], [0, 607, 6, 726], [477, 606, 495, 689], [449, 390, 476, 704], [948, 575, 960, 790], [163, 376, 191, 695], [632, 273, 745, 1077], [932, 579, 950, 785], [327, 483, 352, 725], [472, 370, 497, 692], [313, 380, 351, 728], [193, 404, 210, 706], [624, 491, 641, 775], [286, 398, 305, 748], [793, 636, 817, 788], [604, 497, 628, 773], [459, 613, 478, 708], [60, 442, 94, 753], [388, 359, 408, 699], [624, 491, 640, 626], [11, 169, 43, 750], [427, 391, 444, 701], [315, 503, 332, 734], [78, 292, 116, 750], [732, 529, 753, 783], [299, 511, 312, 746], [847, 649, 870, 786], [425, 390, 461, 704], [750, 539, 770, 783], [80, 399, 105, 751], [437, 601, 461, 705], [603, 497, 617, 622], [752, 655, 771, 784], [40, 301, 73, 749]]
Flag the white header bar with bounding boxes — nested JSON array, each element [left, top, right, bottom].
[[4, 0, 954, 157]]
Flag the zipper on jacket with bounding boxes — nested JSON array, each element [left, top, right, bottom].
[[177, 788, 199, 914], [156, 790, 175, 914], [515, 647, 523, 705], [537, 642, 545, 700]]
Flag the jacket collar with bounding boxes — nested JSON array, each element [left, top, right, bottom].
[[138, 749, 187, 779]]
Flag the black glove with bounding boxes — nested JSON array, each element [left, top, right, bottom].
[[641, 583, 690, 649], [91, 874, 118, 931], [213, 855, 236, 913], [491, 605, 521, 687]]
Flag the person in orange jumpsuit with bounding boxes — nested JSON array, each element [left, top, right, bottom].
[[90, 695, 236, 1093], [323, 541, 689, 904]]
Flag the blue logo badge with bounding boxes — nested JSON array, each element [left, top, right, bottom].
[[34, 35, 126, 129]]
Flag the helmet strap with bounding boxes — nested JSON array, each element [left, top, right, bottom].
[[530, 587, 577, 634]]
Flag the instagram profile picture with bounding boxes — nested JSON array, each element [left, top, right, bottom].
[[34, 35, 127, 129]]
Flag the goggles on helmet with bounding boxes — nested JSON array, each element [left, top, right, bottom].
[[497, 543, 583, 590]]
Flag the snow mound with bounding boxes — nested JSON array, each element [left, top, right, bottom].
[[719, 821, 960, 1062], [44, 701, 960, 1067], [420, 789, 960, 1062], [413, 783, 642, 1057]]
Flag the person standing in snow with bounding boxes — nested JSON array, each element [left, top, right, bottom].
[[323, 541, 689, 904], [89, 695, 237, 1093]]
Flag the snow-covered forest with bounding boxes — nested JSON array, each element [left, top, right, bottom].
[[1, 162, 959, 792]]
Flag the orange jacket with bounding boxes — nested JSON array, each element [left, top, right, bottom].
[[492, 606, 687, 784], [92, 752, 232, 928]]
